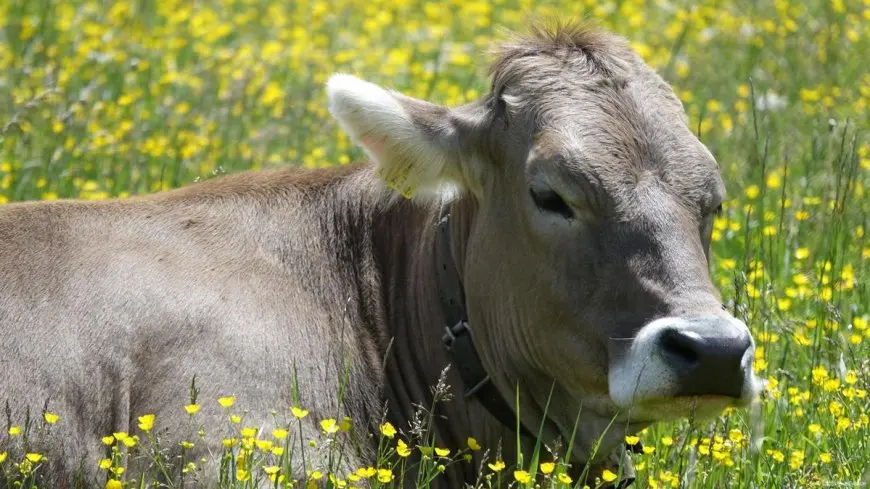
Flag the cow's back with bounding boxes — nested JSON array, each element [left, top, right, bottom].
[[0, 167, 385, 484]]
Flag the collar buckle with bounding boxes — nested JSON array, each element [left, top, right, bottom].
[[441, 320, 470, 351]]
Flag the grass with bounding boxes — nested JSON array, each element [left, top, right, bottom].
[[0, 0, 868, 487]]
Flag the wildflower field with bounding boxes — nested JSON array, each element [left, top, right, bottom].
[[0, 0, 868, 488]]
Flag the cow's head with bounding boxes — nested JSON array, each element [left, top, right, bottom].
[[328, 22, 761, 467]]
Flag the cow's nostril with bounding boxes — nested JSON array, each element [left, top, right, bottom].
[[659, 328, 702, 369]]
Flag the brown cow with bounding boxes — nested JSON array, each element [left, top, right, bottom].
[[0, 22, 760, 488]]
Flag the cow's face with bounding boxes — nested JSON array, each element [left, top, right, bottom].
[[328, 23, 761, 466]]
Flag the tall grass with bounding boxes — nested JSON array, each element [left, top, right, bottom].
[[0, 0, 867, 487]]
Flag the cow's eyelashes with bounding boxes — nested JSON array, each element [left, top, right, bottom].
[[530, 188, 574, 219]]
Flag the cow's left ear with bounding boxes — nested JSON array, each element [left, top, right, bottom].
[[327, 74, 487, 199]]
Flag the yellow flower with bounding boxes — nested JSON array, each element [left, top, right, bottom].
[[272, 428, 288, 439], [320, 418, 338, 434], [661, 436, 674, 446], [836, 417, 851, 433], [218, 396, 236, 408], [745, 185, 760, 199], [25, 453, 44, 463], [625, 435, 640, 446], [602, 469, 618, 482], [99, 458, 112, 470], [291, 406, 309, 419], [397, 439, 412, 457], [355, 467, 376, 478], [102, 436, 115, 446], [812, 365, 829, 384], [557, 472, 573, 484], [222, 437, 239, 448], [340, 417, 352, 432], [236, 469, 250, 481], [766, 173, 781, 189], [824, 378, 841, 392], [379, 422, 396, 438], [728, 429, 744, 443], [540, 462, 555, 475], [799, 88, 821, 102], [240, 427, 258, 438], [8, 426, 21, 436], [488, 460, 506, 472], [263, 465, 280, 475], [106, 479, 122, 489], [789, 450, 804, 469], [271, 447, 284, 456], [184, 404, 201, 415], [121, 436, 138, 448], [706, 99, 722, 112], [137, 414, 155, 432], [514, 470, 532, 484], [767, 449, 785, 462], [44, 412, 60, 424], [230, 414, 242, 424], [260, 81, 285, 107], [467, 437, 481, 451], [255, 439, 273, 452], [377, 468, 393, 483], [180, 441, 194, 449], [0, 452, 7, 463], [329, 474, 347, 488], [820, 452, 832, 463]]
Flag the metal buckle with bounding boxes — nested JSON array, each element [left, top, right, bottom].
[[464, 375, 491, 398], [441, 320, 470, 350]]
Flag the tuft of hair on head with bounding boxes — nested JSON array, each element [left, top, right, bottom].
[[488, 18, 636, 96]]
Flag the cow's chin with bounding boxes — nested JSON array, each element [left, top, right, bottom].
[[610, 373, 765, 423], [614, 395, 740, 423]]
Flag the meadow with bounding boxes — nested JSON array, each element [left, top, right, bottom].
[[0, 0, 868, 488]]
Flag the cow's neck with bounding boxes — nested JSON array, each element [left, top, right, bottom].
[[369, 193, 531, 484]]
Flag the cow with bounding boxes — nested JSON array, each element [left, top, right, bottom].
[[0, 22, 761, 488]]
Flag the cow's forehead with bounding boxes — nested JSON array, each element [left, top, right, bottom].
[[525, 80, 723, 212]]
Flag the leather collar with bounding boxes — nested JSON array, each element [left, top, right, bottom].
[[435, 204, 534, 437]]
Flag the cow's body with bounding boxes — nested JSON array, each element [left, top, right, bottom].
[[1, 22, 762, 488], [0, 166, 522, 487]]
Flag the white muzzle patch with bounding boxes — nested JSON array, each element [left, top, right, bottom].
[[608, 316, 762, 420]]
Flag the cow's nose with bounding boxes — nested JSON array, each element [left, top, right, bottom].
[[657, 318, 753, 398]]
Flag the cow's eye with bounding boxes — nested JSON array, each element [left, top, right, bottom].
[[530, 188, 574, 219], [713, 203, 723, 216]]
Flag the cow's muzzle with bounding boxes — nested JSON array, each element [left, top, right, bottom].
[[608, 315, 761, 414], [657, 317, 753, 399]]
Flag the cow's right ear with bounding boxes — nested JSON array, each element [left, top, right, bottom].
[[327, 74, 486, 199]]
